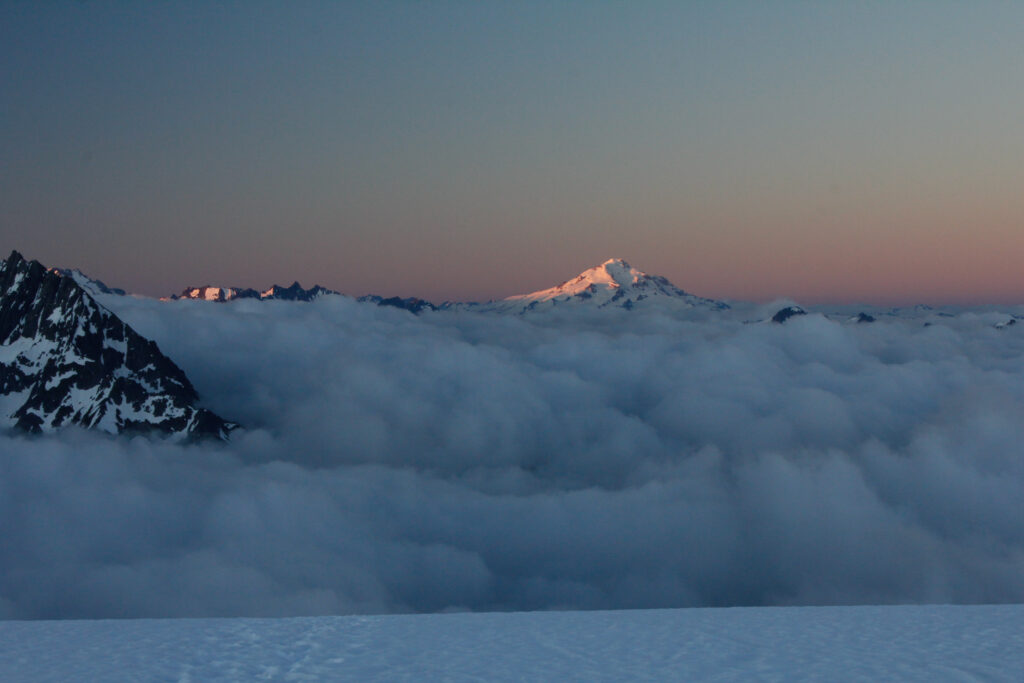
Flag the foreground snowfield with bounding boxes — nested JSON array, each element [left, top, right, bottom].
[[2, 604, 1021, 681]]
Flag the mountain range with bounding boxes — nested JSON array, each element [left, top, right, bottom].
[[6, 250, 1016, 440], [1, 254, 732, 439], [170, 282, 339, 303], [170, 282, 439, 314], [163, 258, 727, 314]]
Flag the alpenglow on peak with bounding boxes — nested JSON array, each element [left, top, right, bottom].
[[483, 258, 728, 313]]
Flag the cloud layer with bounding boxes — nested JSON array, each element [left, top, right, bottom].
[[3, 297, 1024, 619]]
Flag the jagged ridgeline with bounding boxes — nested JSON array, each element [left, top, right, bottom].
[[0, 251, 234, 439], [172, 282, 338, 302]]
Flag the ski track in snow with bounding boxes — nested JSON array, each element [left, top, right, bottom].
[[1, 604, 1021, 681]]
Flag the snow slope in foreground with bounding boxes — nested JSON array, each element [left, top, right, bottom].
[[1, 604, 1021, 681]]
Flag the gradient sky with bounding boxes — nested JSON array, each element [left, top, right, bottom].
[[3, 1, 1024, 304]]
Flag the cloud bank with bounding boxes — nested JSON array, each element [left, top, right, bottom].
[[3, 296, 1024, 619]]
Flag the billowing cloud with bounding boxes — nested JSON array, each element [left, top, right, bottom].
[[2, 296, 1024, 619]]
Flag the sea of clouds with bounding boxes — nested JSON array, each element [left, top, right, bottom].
[[2, 295, 1024, 619]]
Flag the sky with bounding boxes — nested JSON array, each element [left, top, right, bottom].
[[3, 1, 1024, 304]]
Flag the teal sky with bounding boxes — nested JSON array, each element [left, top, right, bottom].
[[3, 2, 1024, 303]]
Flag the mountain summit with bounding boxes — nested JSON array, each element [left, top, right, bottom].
[[485, 258, 727, 313]]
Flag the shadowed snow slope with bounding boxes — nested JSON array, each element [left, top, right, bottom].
[[1, 605, 1022, 681]]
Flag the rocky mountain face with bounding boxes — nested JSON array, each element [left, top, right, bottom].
[[0, 251, 233, 439]]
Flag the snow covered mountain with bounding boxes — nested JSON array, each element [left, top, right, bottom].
[[171, 282, 338, 302], [479, 258, 728, 313], [0, 251, 233, 439]]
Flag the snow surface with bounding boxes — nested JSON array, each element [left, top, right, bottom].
[[1, 605, 1021, 681]]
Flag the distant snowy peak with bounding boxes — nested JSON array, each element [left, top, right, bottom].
[[1, 251, 233, 439], [176, 286, 257, 303], [172, 282, 339, 303], [488, 258, 728, 313]]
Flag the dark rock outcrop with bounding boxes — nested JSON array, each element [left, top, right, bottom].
[[771, 306, 807, 324]]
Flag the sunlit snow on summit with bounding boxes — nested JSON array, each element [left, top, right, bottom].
[[483, 258, 728, 313]]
